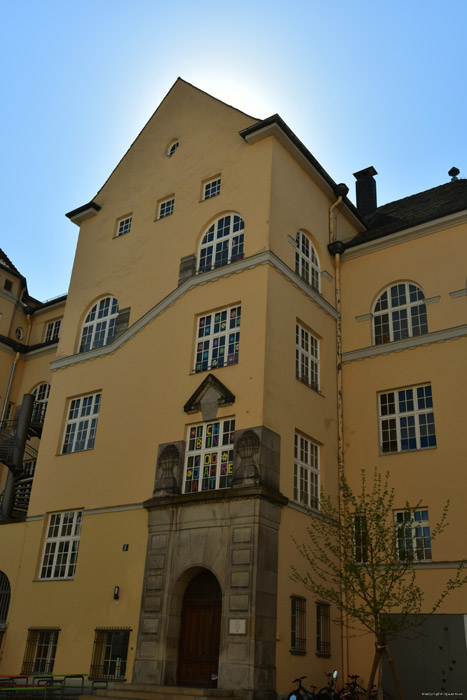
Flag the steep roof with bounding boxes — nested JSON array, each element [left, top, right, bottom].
[[0, 248, 22, 277], [346, 179, 467, 248]]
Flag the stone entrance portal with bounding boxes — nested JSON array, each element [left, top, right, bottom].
[[177, 570, 222, 687]]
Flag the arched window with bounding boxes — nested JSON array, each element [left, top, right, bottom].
[[79, 297, 119, 353], [198, 214, 244, 273], [373, 282, 428, 345], [295, 231, 320, 291], [31, 382, 50, 421], [0, 572, 11, 623]]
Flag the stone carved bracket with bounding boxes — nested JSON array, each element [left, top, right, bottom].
[[232, 427, 280, 492]]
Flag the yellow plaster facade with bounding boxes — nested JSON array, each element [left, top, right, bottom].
[[0, 80, 465, 698]]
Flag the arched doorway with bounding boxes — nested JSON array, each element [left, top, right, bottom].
[[177, 570, 221, 688]]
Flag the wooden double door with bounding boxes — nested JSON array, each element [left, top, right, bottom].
[[177, 571, 222, 688]]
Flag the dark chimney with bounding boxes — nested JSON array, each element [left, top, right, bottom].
[[353, 166, 378, 218]]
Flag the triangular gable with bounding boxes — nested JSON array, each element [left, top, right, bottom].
[[184, 374, 235, 421]]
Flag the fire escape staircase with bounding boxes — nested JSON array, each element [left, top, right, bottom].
[[0, 396, 45, 520]]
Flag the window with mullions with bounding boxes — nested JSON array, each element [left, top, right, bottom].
[[294, 433, 319, 509], [379, 384, 436, 454], [194, 305, 241, 372], [62, 393, 101, 454], [39, 510, 82, 579], [89, 628, 130, 680], [183, 419, 235, 493], [316, 602, 331, 655], [395, 508, 432, 561], [373, 282, 428, 345], [198, 214, 244, 272], [79, 297, 119, 353], [295, 231, 320, 292], [290, 596, 306, 654], [21, 628, 59, 674], [158, 197, 174, 219], [44, 319, 61, 343], [296, 323, 320, 390], [203, 178, 221, 200], [354, 515, 368, 563], [116, 216, 132, 237], [31, 382, 50, 421], [0, 572, 11, 624]]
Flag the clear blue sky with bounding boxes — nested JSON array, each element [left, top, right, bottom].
[[3, 0, 466, 300]]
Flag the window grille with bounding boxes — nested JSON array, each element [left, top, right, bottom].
[[89, 628, 130, 680], [290, 596, 306, 653], [21, 628, 59, 674], [0, 572, 11, 623], [316, 602, 331, 655]]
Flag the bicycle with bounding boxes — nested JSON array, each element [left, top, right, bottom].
[[315, 670, 340, 699], [338, 674, 390, 700], [287, 675, 318, 699]]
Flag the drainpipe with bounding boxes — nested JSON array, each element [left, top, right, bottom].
[[328, 185, 349, 681]]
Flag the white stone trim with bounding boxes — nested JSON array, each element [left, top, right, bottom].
[[450, 288, 467, 298], [28, 502, 144, 521], [320, 270, 333, 281], [425, 295, 441, 305], [51, 251, 337, 371], [356, 313, 372, 323], [342, 209, 467, 260], [343, 324, 467, 363]]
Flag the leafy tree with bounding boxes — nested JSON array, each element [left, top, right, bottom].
[[291, 469, 466, 700]]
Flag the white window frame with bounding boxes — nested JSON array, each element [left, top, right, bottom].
[[116, 216, 132, 237], [395, 508, 432, 561], [44, 319, 61, 343], [379, 384, 436, 454], [31, 382, 50, 421], [79, 297, 119, 353], [90, 628, 131, 680], [158, 197, 174, 219], [183, 418, 235, 493], [295, 231, 320, 292], [22, 628, 60, 674], [294, 433, 320, 509], [194, 305, 241, 372], [373, 282, 428, 345], [167, 140, 179, 156], [39, 511, 82, 580], [61, 392, 101, 454], [197, 214, 244, 272], [296, 323, 320, 391], [203, 177, 221, 200]]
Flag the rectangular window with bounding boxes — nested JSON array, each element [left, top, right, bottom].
[[379, 384, 436, 454], [4, 279, 13, 292], [117, 216, 132, 236], [89, 628, 130, 680], [61, 392, 101, 454], [395, 508, 432, 561], [290, 596, 306, 653], [203, 178, 221, 200], [21, 628, 59, 674], [183, 418, 235, 493], [39, 510, 82, 580], [158, 197, 174, 219], [194, 305, 241, 372], [296, 323, 320, 390], [5, 402, 14, 421], [294, 433, 319, 509], [316, 602, 331, 655], [44, 319, 62, 342], [354, 515, 368, 563]]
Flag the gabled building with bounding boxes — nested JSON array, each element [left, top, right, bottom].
[[0, 79, 465, 698]]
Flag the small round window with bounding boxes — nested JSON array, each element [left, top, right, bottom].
[[167, 140, 179, 157], [15, 327, 23, 340]]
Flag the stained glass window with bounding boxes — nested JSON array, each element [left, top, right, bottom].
[[184, 419, 235, 493], [194, 305, 241, 372]]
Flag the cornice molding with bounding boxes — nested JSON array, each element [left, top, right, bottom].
[[450, 288, 467, 298], [50, 251, 337, 371], [342, 209, 467, 260], [343, 324, 467, 363]]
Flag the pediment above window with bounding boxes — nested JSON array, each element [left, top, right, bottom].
[[184, 373, 235, 421]]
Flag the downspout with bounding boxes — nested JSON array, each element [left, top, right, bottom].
[[328, 185, 349, 681]]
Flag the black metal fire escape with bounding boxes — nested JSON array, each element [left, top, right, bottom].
[[0, 394, 45, 521]]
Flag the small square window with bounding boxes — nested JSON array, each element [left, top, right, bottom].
[[116, 217, 132, 237], [4, 279, 12, 292], [203, 178, 221, 200], [45, 319, 62, 343], [158, 198, 174, 219]]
